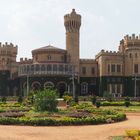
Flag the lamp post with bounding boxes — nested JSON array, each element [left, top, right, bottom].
[[26, 73, 29, 97], [72, 72, 75, 100]]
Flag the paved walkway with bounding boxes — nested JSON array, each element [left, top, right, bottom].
[[0, 113, 140, 140]]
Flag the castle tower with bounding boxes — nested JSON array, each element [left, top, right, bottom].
[[64, 9, 81, 74]]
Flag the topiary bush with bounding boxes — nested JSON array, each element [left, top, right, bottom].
[[34, 89, 58, 112]]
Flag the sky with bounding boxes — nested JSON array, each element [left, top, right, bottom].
[[0, 0, 140, 61]]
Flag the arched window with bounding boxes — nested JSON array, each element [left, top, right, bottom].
[[44, 82, 54, 89], [31, 81, 41, 91], [48, 55, 51, 60], [81, 82, 88, 95]]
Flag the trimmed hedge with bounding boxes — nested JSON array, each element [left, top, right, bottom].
[[0, 113, 126, 126], [101, 101, 140, 106]]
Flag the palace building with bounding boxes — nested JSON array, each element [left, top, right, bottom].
[[0, 9, 140, 97]]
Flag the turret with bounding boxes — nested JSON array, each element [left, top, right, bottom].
[[64, 9, 81, 73]]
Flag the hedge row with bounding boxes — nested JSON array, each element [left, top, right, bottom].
[[101, 101, 140, 106], [0, 113, 126, 126]]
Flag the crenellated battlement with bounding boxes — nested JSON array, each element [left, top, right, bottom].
[[20, 58, 32, 63], [64, 9, 81, 21], [95, 49, 123, 59], [0, 42, 18, 48], [0, 42, 17, 55], [124, 34, 140, 41], [119, 34, 140, 52], [64, 9, 81, 33]]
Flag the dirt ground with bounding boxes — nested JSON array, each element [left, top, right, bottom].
[[0, 113, 140, 140]]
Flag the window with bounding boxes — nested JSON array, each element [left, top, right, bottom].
[[47, 64, 52, 71], [135, 53, 137, 58], [65, 65, 68, 72], [134, 64, 138, 73], [53, 64, 57, 71], [129, 53, 132, 58], [91, 67, 95, 75], [35, 55, 38, 61], [59, 65, 63, 71], [112, 84, 115, 93], [82, 67, 86, 75], [48, 55, 51, 60], [35, 64, 40, 71], [108, 64, 110, 73], [61, 56, 64, 61], [44, 82, 54, 89], [41, 65, 45, 71], [116, 84, 121, 93], [81, 82, 88, 95], [111, 64, 115, 72], [117, 65, 121, 73]]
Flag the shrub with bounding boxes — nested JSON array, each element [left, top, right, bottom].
[[0, 111, 25, 118], [74, 103, 93, 109], [125, 97, 130, 102], [91, 96, 97, 105], [17, 96, 23, 104], [95, 101, 101, 108], [101, 101, 124, 106], [135, 136, 140, 140], [63, 95, 72, 105], [126, 130, 140, 137], [34, 89, 58, 112], [125, 101, 130, 107], [0, 113, 126, 126], [103, 91, 113, 102], [1, 97, 7, 103]]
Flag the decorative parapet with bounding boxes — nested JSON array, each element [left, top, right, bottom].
[[95, 49, 123, 59], [0, 42, 17, 55]]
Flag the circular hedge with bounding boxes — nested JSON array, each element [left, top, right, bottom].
[[0, 103, 126, 126], [0, 113, 126, 126]]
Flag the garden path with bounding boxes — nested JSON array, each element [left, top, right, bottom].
[[0, 113, 140, 140]]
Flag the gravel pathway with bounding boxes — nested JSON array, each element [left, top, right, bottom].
[[0, 113, 140, 140]]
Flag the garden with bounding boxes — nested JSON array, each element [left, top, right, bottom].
[[0, 89, 128, 126]]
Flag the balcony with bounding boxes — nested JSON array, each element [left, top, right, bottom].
[[18, 63, 75, 77]]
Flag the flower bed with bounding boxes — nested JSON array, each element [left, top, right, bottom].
[[0, 103, 126, 126]]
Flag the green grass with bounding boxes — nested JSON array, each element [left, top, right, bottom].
[[102, 106, 140, 113], [111, 136, 124, 140]]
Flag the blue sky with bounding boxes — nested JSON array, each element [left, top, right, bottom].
[[0, 0, 139, 61]]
